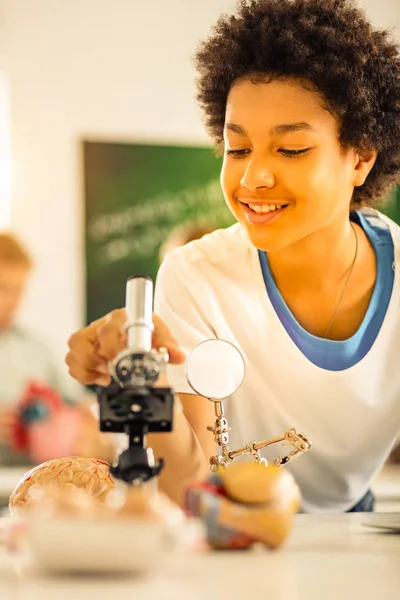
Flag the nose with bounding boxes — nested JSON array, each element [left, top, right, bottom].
[[240, 156, 276, 191]]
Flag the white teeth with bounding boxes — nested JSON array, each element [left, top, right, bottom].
[[248, 203, 282, 213]]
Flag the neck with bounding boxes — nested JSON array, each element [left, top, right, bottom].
[[267, 211, 358, 293]]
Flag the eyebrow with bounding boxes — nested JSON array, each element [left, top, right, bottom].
[[225, 122, 317, 136]]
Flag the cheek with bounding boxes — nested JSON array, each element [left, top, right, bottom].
[[220, 160, 230, 198], [290, 158, 341, 211], [311, 158, 353, 212], [220, 158, 241, 201]]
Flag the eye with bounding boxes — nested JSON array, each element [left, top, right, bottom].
[[279, 148, 311, 158], [225, 148, 251, 159]]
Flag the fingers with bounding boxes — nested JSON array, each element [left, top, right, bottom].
[[96, 311, 127, 361], [67, 330, 110, 386], [152, 314, 186, 364], [66, 308, 186, 388], [65, 355, 111, 387], [68, 332, 107, 372], [66, 309, 126, 386]]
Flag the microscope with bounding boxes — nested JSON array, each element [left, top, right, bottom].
[[96, 275, 174, 485], [97, 274, 311, 487]]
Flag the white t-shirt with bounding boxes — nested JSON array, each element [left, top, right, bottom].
[[154, 211, 400, 513]]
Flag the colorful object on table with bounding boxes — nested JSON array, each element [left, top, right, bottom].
[[9, 456, 115, 515], [12, 381, 66, 450], [184, 462, 301, 550], [11, 380, 86, 464], [185, 473, 256, 549]]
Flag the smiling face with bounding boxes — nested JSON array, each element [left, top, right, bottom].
[[221, 78, 371, 252]]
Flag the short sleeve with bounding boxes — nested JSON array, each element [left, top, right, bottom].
[[154, 254, 216, 394]]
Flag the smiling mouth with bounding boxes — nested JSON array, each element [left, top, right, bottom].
[[244, 202, 289, 214], [240, 202, 290, 225]]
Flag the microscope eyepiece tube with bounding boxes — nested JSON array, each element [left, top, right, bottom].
[[126, 275, 153, 352]]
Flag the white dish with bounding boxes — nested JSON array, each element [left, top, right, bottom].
[[22, 516, 203, 575]]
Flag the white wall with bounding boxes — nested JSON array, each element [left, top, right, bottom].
[[358, 0, 400, 32], [0, 71, 11, 228], [0, 0, 236, 366], [0, 0, 399, 368]]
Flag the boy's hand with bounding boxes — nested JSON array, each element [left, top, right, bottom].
[[66, 309, 186, 387]]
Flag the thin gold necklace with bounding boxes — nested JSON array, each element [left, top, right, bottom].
[[323, 221, 359, 339]]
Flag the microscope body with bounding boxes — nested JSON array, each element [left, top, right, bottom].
[[96, 276, 174, 485]]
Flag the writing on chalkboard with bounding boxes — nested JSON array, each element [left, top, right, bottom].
[[84, 141, 232, 322], [88, 180, 229, 265]]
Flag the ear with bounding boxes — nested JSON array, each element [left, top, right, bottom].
[[352, 148, 378, 187]]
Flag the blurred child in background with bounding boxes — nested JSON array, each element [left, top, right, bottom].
[[0, 233, 113, 466]]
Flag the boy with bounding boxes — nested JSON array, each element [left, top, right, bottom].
[[66, 0, 400, 512]]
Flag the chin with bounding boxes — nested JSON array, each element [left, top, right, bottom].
[[240, 222, 291, 253]]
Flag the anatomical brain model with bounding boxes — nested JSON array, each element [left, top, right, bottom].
[[8, 455, 184, 529], [9, 457, 115, 515]]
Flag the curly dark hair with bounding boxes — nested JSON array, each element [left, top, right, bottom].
[[195, 0, 400, 209]]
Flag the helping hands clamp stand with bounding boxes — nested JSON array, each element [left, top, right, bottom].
[[185, 338, 312, 472], [96, 276, 174, 485], [207, 399, 311, 470]]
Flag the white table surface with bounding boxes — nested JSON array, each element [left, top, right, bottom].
[[0, 513, 399, 600]]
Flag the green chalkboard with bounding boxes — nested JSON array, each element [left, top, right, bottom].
[[83, 141, 234, 324], [382, 185, 400, 225]]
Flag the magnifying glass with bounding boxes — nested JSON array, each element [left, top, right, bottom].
[[185, 339, 245, 401]]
